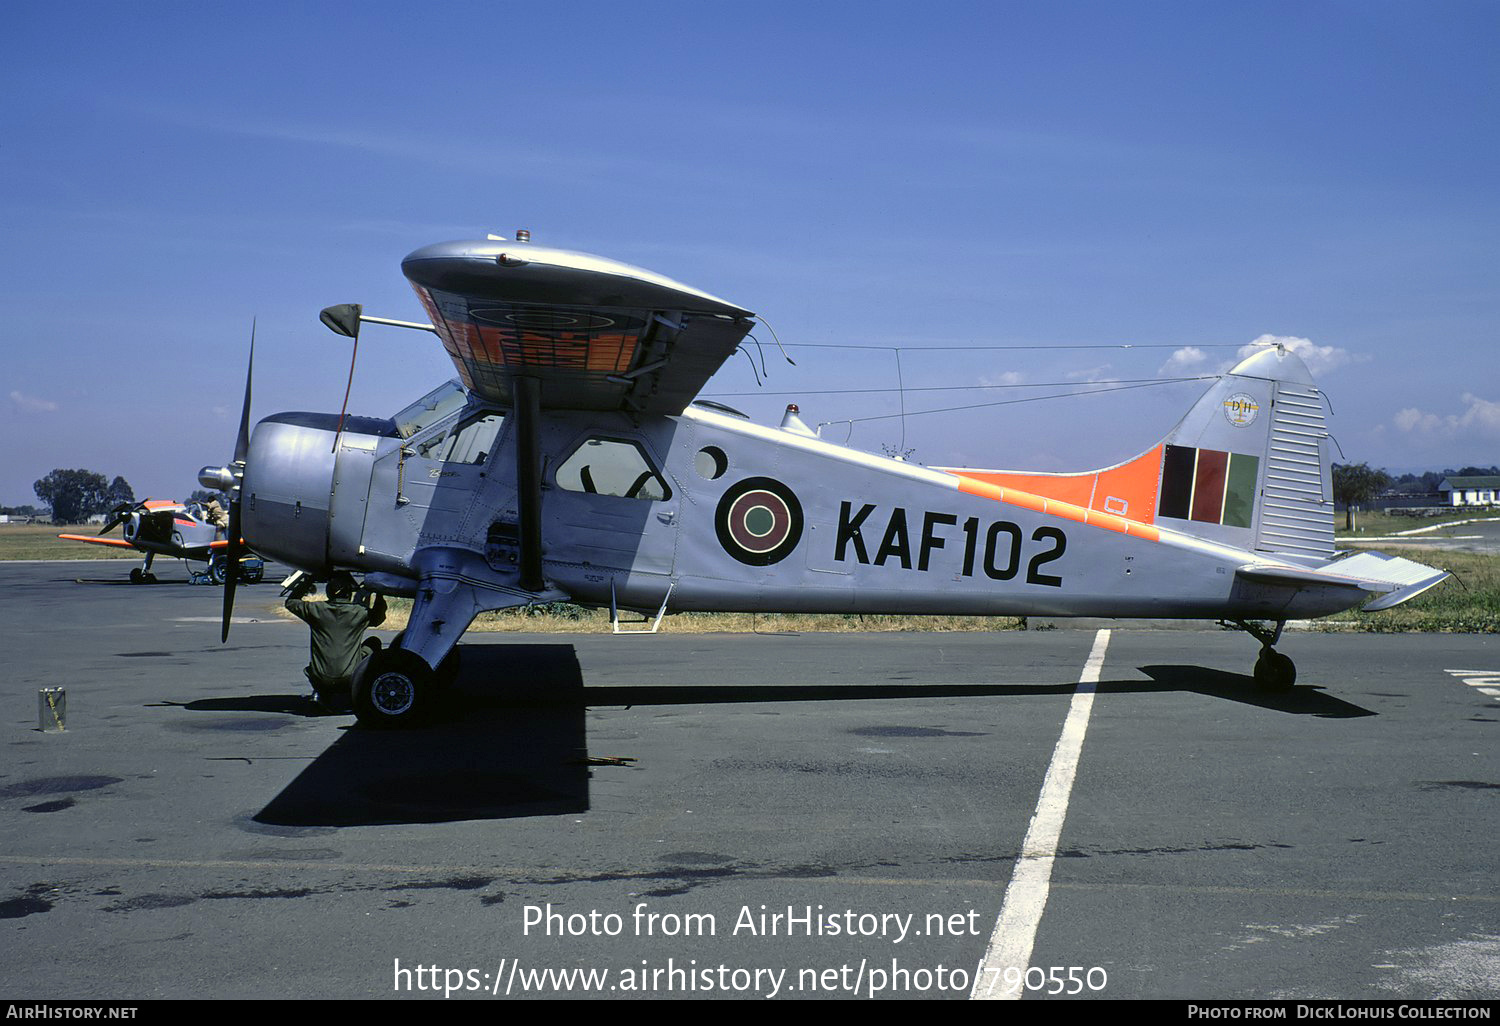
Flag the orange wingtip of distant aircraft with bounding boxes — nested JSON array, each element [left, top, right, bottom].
[[57, 534, 135, 548]]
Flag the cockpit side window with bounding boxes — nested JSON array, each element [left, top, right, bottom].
[[392, 380, 469, 439], [417, 412, 505, 465], [556, 437, 671, 501]]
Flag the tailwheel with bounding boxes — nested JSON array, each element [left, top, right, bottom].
[[1253, 647, 1297, 690], [352, 648, 436, 728], [1224, 619, 1296, 690]]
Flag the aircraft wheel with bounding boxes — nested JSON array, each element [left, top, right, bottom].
[[352, 648, 435, 728], [130, 568, 144, 584], [208, 554, 227, 585], [1253, 649, 1296, 690]]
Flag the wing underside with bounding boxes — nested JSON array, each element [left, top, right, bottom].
[[403, 240, 756, 414]]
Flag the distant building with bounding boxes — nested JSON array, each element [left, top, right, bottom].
[[1438, 476, 1500, 507]]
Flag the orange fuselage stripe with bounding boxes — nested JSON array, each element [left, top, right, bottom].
[[951, 475, 1162, 542]]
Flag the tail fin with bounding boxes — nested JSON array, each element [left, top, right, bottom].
[[1156, 344, 1334, 562], [942, 344, 1335, 562]]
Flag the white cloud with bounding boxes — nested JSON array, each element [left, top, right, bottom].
[[1158, 346, 1209, 375], [1395, 394, 1500, 438], [980, 371, 1025, 387], [9, 390, 57, 413], [1158, 336, 1358, 378], [1237, 335, 1357, 377], [1066, 364, 1114, 383]]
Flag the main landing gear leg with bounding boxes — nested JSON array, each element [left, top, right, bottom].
[[130, 553, 158, 584], [350, 555, 486, 728], [1223, 619, 1296, 689]]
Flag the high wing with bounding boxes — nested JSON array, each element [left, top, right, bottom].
[[56, 534, 139, 549], [401, 238, 756, 414]]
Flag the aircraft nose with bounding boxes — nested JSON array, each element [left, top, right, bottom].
[[239, 414, 338, 576]]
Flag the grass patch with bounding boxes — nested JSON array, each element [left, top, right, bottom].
[[295, 597, 1026, 635], [0, 524, 138, 561], [1316, 547, 1499, 633]]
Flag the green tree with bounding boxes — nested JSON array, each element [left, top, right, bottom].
[[1332, 462, 1390, 531], [34, 469, 112, 524], [105, 475, 135, 508]]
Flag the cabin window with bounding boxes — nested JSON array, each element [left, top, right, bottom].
[[556, 438, 671, 501], [695, 446, 728, 480], [417, 412, 505, 465]]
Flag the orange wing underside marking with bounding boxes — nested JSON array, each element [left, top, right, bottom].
[[413, 286, 640, 380], [949, 444, 1164, 542]]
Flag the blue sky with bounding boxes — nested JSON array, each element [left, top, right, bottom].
[[3, 1, 1496, 507]]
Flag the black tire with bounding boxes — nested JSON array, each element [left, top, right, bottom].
[[381, 630, 457, 687], [208, 554, 227, 585], [129, 567, 144, 584], [352, 648, 436, 728], [1253, 650, 1297, 690]]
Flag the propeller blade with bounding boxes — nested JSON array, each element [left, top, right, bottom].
[[222, 320, 255, 642], [97, 501, 138, 535], [220, 500, 241, 643], [233, 320, 255, 465]]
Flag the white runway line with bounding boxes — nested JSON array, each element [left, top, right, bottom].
[[971, 628, 1110, 1001]]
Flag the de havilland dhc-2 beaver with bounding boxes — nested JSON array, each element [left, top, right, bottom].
[[197, 232, 1449, 727]]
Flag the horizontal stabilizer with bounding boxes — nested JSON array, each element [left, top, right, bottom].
[[1236, 551, 1449, 612], [1332, 552, 1451, 611]]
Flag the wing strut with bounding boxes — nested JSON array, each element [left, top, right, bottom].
[[513, 375, 545, 593]]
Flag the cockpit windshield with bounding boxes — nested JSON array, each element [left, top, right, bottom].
[[391, 380, 469, 439]]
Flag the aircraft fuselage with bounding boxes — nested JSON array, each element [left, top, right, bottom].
[[241, 387, 1356, 636]]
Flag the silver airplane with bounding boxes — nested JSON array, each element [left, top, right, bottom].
[[60, 498, 264, 585], [200, 234, 1448, 726]]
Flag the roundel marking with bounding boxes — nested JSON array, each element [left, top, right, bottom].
[[715, 477, 804, 566]]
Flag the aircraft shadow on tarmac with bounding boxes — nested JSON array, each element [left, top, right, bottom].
[[1119, 666, 1377, 718], [252, 645, 591, 828], [71, 576, 195, 586], [228, 644, 1375, 828]]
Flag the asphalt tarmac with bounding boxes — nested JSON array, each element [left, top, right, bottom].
[[2, 560, 1497, 1001]]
